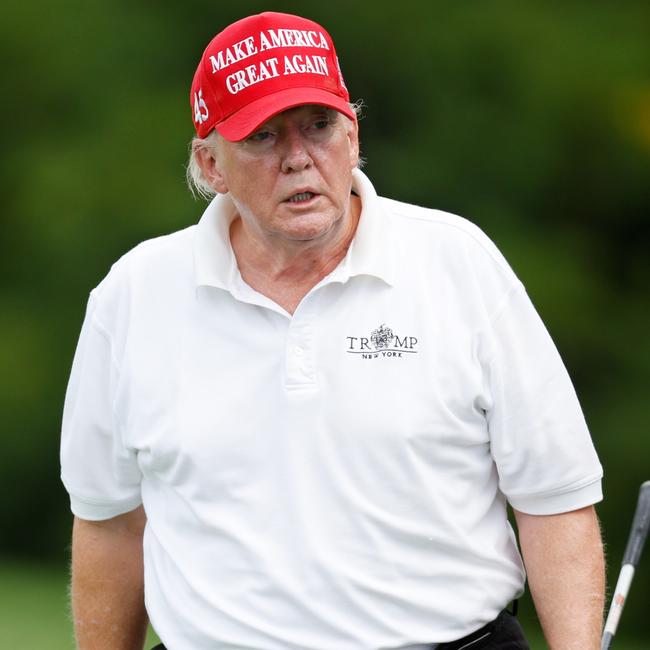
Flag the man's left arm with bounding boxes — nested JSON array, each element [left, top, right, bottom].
[[514, 505, 605, 650]]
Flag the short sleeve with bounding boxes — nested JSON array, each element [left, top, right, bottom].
[[482, 285, 603, 515], [60, 293, 142, 520]]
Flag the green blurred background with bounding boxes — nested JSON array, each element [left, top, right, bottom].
[[1, 0, 649, 647]]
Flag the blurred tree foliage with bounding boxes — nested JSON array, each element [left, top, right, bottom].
[[1, 0, 649, 637]]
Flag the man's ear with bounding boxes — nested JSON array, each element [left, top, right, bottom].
[[194, 142, 229, 195], [346, 117, 360, 169]]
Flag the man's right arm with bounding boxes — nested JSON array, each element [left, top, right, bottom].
[[71, 505, 149, 650]]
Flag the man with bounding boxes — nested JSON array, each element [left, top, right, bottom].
[[61, 11, 605, 650]]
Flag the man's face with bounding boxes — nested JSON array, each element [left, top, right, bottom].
[[208, 105, 360, 245]]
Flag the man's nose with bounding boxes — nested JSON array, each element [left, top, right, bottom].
[[280, 129, 312, 173]]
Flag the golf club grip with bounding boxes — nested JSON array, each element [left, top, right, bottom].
[[622, 481, 650, 567]]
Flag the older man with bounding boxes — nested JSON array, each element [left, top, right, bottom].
[[61, 11, 605, 650]]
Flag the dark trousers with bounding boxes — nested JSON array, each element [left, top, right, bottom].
[[151, 609, 529, 650], [437, 609, 529, 649]]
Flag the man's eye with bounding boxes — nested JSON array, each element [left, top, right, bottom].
[[248, 130, 273, 142], [313, 119, 330, 130]]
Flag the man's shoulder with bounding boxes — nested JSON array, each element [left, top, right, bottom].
[[118, 224, 196, 271], [376, 195, 513, 275], [91, 224, 197, 309]]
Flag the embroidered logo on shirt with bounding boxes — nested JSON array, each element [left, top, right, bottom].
[[346, 323, 418, 359]]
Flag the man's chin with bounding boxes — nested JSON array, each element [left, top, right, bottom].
[[272, 215, 341, 243]]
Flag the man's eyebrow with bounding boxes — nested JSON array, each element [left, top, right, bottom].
[[317, 107, 339, 121]]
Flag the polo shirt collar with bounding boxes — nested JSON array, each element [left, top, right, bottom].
[[340, 168, 395, 286], [192, 168, 395, 290], [193, 191, 241, 291]]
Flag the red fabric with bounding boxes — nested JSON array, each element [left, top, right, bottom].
[[190, 12, 353, 141]]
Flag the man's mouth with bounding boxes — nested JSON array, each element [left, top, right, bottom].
[[287, 191, 316, 203]]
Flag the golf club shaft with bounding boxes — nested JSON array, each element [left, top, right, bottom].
[[601, 481, 650, 649], [601, 564, 635, 649]]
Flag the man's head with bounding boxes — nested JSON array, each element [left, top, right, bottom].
[[194, 103, 359, 245], [190, 11, 354, 143], [186, 12, 361, 249]]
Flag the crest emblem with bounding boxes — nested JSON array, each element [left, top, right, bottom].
[[370, 324, 394, 350]]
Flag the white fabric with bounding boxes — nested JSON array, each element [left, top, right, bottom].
[[60, 169, 602, 650]]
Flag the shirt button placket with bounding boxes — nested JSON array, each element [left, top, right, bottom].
[[285, 300, 316, 389]]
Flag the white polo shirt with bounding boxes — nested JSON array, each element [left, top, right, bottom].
[[61, 169, 603, 650]]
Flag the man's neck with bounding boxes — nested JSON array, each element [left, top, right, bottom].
[[230, 195, 361, 314]]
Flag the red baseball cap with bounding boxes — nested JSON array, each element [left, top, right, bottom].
[[190, 12, 354, 141]]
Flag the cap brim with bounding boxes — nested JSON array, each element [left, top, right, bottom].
[[214, 88, 356, 142]]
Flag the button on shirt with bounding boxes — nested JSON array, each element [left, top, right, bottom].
[[60, 169, 603, 650]]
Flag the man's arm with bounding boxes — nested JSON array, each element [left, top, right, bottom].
[[71, 505, 148, 650], [514, 505, 605, 650]]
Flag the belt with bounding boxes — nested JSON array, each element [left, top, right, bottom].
[[388, 607, 514, 650]]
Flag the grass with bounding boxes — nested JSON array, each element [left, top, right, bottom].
[[0, 559, 646, 649]]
